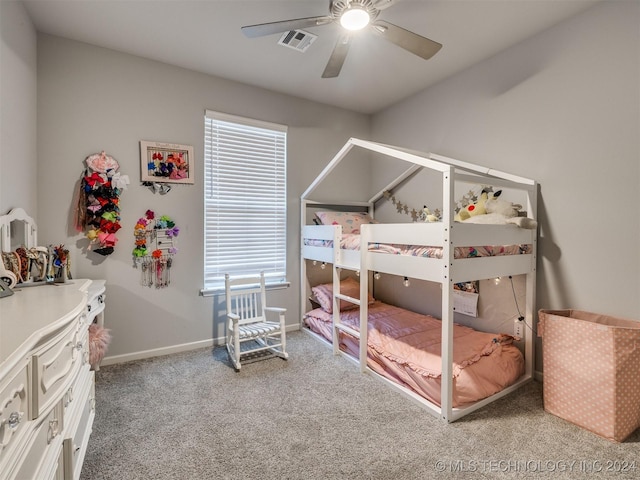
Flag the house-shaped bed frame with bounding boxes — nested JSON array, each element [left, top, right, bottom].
[[300, 138, 537, 422]]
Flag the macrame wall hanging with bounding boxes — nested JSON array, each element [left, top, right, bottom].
[[132, 210, 179, 288], [75, 151, 129, 256]]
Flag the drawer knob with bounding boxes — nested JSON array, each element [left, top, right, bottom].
[[7, 411, 23, 429], [47, 418, 59, 444]]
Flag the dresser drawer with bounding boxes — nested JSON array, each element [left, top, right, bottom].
[[10, 399, 64, 480], [86, 292, 106, 320], [86, 281, 106, 323], [0, 360, 30, 467], [63, 373, 95, 480], [31, 319, 84, 419]]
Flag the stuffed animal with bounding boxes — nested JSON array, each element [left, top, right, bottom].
[[460, 196, 538, 229], [454, 189, 498, 221], [421, 206, 440, 222]]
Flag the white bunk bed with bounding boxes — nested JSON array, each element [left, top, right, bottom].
[[300, 138, 537, 422]]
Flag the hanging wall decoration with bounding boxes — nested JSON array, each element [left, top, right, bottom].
[[140, 140, 194, 184], [75, 151, 129, 256], [132, 210, 179, 288]]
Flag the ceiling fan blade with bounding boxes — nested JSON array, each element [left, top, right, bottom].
[[241, 16, 333, 38], [322, 33, 352, 78], [370, 20, 442, 60], [371, 0, 402, 10]]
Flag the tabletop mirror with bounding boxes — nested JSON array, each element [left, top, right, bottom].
[[0, 208, 44, 288]]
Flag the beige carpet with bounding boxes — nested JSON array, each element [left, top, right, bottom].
[[81, 331, 639, 479]]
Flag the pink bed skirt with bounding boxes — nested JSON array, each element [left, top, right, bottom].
[[304, 301, 524, 408]]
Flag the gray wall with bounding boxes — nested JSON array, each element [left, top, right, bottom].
[[371, 1, 640, 369], [36, 34, 370, 361], [0, 0, 37, 215]]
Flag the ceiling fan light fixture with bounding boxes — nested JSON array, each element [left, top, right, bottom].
[[340, 7, 370, 31]]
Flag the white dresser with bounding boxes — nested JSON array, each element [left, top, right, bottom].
[[0, 279, 104, 480]]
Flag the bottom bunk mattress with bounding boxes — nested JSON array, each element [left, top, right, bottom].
[[304, 301, 524, 407]]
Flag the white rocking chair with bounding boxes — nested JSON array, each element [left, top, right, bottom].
[[225, 272, 288, 371]]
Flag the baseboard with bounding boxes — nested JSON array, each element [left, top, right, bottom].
[[100, 324, 300, 366], [101, 338, 215, 366], [534, 370, 543, 382]]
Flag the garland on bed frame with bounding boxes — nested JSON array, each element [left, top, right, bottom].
[[381, 186, 494, 222]]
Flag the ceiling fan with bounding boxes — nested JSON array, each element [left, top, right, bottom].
[[241, 0, 442, 78]]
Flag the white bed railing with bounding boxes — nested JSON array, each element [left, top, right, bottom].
[[301, 222, 536, 283]]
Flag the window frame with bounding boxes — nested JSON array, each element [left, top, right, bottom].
[[201, 110, 288, 295]]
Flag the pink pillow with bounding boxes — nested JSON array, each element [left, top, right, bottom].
[[315, 211, 377, 234], [311, 277, 375, 313]]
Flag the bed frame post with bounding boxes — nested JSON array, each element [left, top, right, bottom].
[[441, 167, 455, 421], [332, 226, 342, 357], [359, 225, 369, 373], [524, 183, 538, 379], [300, 200, 308, 328]]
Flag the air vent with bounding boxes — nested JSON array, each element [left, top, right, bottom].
[[277, 30, 317, 52]]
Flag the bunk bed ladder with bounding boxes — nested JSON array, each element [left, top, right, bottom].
[[332, 262, 362, 355], [331, 229, 369, 374]]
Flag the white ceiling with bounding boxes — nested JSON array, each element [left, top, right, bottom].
[[21, 0, 600, 114]]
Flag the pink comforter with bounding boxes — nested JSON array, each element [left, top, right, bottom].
[[304, 301, 524, 407]]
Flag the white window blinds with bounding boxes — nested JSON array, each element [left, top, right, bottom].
[[204, 110, 287, 290]]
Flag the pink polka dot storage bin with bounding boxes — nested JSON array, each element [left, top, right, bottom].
[[538, 309, 640, 442]]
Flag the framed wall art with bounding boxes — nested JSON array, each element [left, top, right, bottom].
[[140, 140, 194, 184]]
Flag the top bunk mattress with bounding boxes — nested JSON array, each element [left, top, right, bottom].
[[304, 234, 531, 259]]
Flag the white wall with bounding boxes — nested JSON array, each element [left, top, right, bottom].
[[36, 34, 370, 361], [0, 0, 37, 215], [371, 1, 640, 369]]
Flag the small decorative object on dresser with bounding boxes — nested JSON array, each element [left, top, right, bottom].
[[0, 278, 14, 298]]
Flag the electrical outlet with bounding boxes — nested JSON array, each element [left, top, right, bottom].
[[514, 319, 524, 338]]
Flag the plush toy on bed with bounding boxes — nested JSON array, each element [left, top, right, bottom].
[[460, 195, 538, 229], [454, 190, 493, 222], [421, 206, 440, 223]]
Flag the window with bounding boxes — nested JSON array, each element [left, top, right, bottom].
[[203, 110, 287, 291]]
